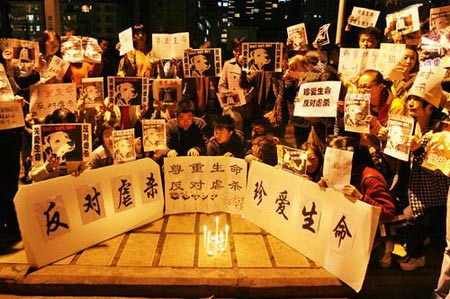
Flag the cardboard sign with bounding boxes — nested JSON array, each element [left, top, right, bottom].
[[14, 159, 164, 268], [242, 42, 283, 72], [30, 82, 78, 118], [182, 48, 222, 77], [152, 32, 190, 59]]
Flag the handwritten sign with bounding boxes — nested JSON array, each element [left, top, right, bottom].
[[152, 32, 190, 59], [30, 82, 77, 118], [294, 81, 340, 117], [348, 7, 380, 28], [0, 100, 24, 129]]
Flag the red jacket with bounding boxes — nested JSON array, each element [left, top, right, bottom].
[[353, 165, 396, 222]]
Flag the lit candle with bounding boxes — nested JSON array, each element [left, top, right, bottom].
[[225, 224, 229, 244], [203, 225, 207, 248], [219, 231, 225, 252], [215, 216, 219, 240], [207, 230, 213, 256]]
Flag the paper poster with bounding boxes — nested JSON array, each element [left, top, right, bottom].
[[322, 147, 353, 192], [29, 82, 78, 118], [242, 42, 283, 72], [0, 38, 39, 76], [385, 4, 422, 36], [276, 144, 307, 176], [182, 48, 222, 77], [141, 119, 166, 152], [377, 43, 406, 81], [384, 115, 414, 162], [152, 78, 182, 108], [31, 123, 92, 174], [422, 131, 450, 176], [287, 23, 308, 51], [293, 81, 340, 117], [118, 27, 133, 56], [430, 5, 450, 36], [409, 65, 447, 108], [14, 159, 164, 268], [61, 36, 102, 63], [344, 93, 370, 134], [0, 63, 14, 101], [338, 48, 379, 82], [216, 90, 246, 109], [45, 55, 70, 82], [348, 6, 380, 28], [243, 161, 380, 292], [313, 23, 331, 47], [112, 128, 136, 163], [152, 32, 190, 59], [81, 77, 104, 108], [107, 76, 149, 106], [0, 100, 24, 129], [164, 156, 247, 215]]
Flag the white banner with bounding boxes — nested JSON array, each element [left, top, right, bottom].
[[14, 159, 164, 268], [243, 161, 380, 292]]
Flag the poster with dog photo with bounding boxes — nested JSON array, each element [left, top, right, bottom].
[[0, 38, 39, 76], [216, 90, 246, 109], [152, 78, 182, 108], [384, 115, 414, 162], [182, 48, 222, 77], [112, 129, 136, 163], [276, 144, 307, 176], [108, 76, 149, 106], [61, 36, 102, 64], [142, 119, 166, 152], [385, 4, 422, 37], [344, 93, 370, 134], [32, 123, 91, 174], [242, 42, 283, 72], [287, 23, 308, 51], [81, 77, 104, 108], [0, 63, 14, 101]]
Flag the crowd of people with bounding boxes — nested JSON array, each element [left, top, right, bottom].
[[1, 6, 450, 297]]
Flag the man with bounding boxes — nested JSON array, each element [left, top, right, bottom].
[[207, 115, 244, 158], [358, 27, 381, 49], [163, 99, 210, 157]]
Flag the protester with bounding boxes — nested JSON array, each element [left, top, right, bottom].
[[207, 114, 244, 158], [88, 120, 120, 169]]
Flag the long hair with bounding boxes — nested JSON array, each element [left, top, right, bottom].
[[38, 30, 61, 58]]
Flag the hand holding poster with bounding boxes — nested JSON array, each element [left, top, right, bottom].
[[348, 7, 380, 28], [293, 81, 340, 118], [216, 90, 246, 109], [142, 119, 167, 152], [152, 32, 190, 59], [242, 42, 283, 72], [384, 115, 414, 161], [30, 82, 78, 118], [31, 123, 92, 175], [422, 131, 450, 176], [112, 129, 136, 163], [118, 27, 133, 56], [322, 147, 353, 192], [344, 93, 370, 134], [182, 48, 222, 77], [276, 144, 308, 176], [81, 77, 104, 108], [108, 76, 149, 106], [287, 23, 308, 51]]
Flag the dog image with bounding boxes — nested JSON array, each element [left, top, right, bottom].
[[345, 104, 364, 127], [248, 48, 271, 71], [115, 81, 139, 105], [190, 54, 211, 76], [43, 131, 76, 160], [114, 138, 133, 162]]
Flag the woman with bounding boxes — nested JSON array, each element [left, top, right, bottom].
[[320, 136, 396, 222], [37, 30, 62, 82], [88, 120, 120, 169], [299, 142, 323, 182]]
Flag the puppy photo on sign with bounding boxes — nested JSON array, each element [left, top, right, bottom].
[[107, 76, 149, 106], [242, 42, 283, 72], [182, 48, 222, 77]]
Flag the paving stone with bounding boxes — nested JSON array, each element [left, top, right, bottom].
[[54, 254, 75, 265], [75, 235, 123, 266], [0, 242, 27, 264], [233, 234, 271, 268], [229, 213, 261, 233], [198, 235, 232, 268], [117, 233, 159, 266], [267, 235, 310, 267], [165, 213, 195, 233], [159, 234, 195, 267], [132, 217, 164, 232]]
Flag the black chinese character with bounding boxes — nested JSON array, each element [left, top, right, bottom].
[[144, 172, 158, 199], [118, 179, 133, 209], [333, 215, 352, 248], [302, 202, 317, 233], [253, 181, 267, 206], [83, 186, 101, 215], [44, 201, 69, 236], [275, 190, 290, 220]]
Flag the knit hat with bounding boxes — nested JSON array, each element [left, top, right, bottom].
[[407, 66, 446, 108]]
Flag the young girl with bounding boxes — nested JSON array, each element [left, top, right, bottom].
[[88, 120, 120, 169]]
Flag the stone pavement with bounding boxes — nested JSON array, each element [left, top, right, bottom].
[[0, 213, 353, 298]]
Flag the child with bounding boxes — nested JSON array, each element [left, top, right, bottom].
[[207, 115, 245, 158]]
